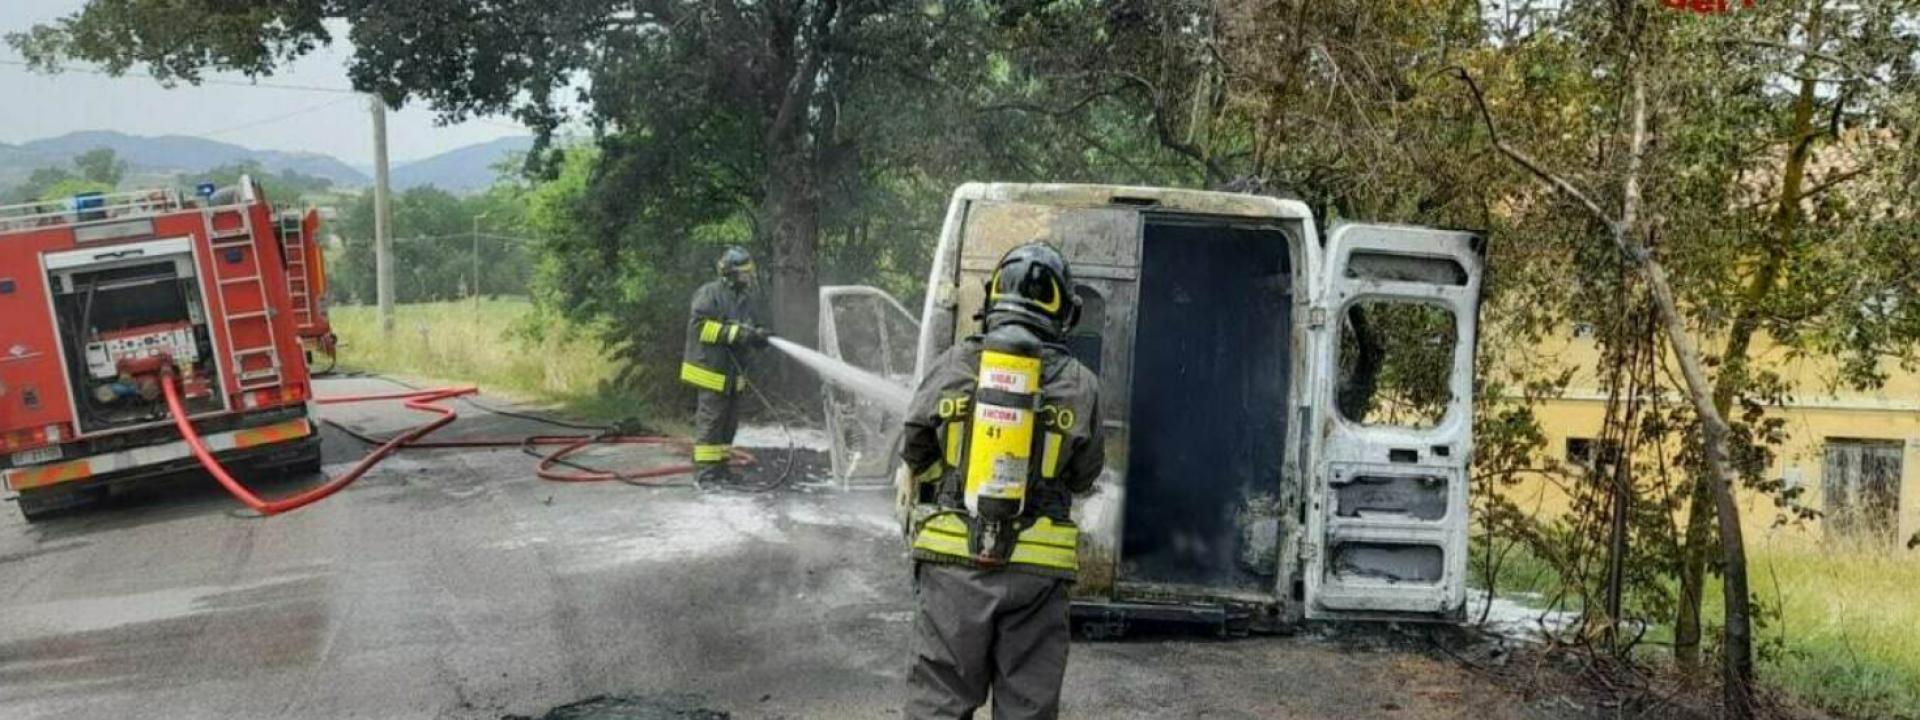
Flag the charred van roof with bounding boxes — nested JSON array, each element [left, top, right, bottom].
[[951, 183, 1314, 222]]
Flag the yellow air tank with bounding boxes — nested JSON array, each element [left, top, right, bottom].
[[963, 324, 1045, 562]]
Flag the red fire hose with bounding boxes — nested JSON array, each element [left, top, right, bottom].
[[160, 373, 752, 516]]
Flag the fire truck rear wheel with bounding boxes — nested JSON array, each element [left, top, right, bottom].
[[15, 487, 98, 523], [16, 493, 53, 523], [287, 441, 325, 477], [292, 453, 324, 477]]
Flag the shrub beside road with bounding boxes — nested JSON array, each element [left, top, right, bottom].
[[329, 299, 658, 426]]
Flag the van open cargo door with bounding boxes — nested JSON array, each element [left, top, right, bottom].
[[817, 285, 919, 488], [1305, 224, 1482, 620]]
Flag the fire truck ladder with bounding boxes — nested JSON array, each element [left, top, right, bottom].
[[278, 212, 315, 332], [204, 205, 285, 391]]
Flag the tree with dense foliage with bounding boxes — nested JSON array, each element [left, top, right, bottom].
[[4, 166, 78, 203], [1049, 0, 1920, 714], [4, 147, 126, 202], [328, 184, 533, 304], [13, 1, 897, 347], [72, 147, 126, 187]]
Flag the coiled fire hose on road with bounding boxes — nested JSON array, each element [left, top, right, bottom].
[[158, 372, 755, 517]]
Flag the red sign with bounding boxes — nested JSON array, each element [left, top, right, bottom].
[[1661, 0, 1754, 12]]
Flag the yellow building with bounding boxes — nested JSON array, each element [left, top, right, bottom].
[[1506, 332, 1920, 549]]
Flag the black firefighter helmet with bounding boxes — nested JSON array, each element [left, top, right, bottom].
[[984, 241, 1081, 340], [716, 246, 756, 288]]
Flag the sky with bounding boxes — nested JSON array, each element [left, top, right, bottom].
[[0, 0, 532, 166]]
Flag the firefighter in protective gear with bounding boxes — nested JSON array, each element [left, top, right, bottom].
[[682, 246, 771, 486], [900, 242, 1104, 720]]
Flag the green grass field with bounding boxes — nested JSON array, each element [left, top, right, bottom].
[[1475, 535, 1920, 719], [1735, 540, 1920, 719], [327, 299, 662, 426]]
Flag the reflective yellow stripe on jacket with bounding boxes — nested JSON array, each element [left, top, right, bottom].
[[912, 512, 974, 558], [680, 361, 731, 392], [699, 319, 748, 346], [909, 511, 1080, 576], [1040, 432, 1063, 479], [913, 461, 946, 484]]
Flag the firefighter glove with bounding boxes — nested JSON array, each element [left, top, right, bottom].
[[742, 324, 773, 348]]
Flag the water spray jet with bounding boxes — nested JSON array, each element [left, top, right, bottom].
[[766, 336, 911, 415]]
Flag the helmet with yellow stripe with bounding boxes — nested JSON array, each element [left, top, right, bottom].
[[984, 242, 1080, 340], [717, 246, 755, 289]]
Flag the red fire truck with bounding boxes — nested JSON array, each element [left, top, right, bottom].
[[0, 178, 327, 521]]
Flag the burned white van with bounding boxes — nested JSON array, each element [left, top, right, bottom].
[[819, 183, 1482, 633]]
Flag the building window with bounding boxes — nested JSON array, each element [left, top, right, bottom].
[[1565, 437, 1622, 474], [1822, 438, 1903, 548]]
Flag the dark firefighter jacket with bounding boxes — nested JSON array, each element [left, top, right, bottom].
[[681, 279, 768, 393], [900, 335, 1104, 579]]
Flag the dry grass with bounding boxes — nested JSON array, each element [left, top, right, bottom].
[[328, 298, 651, 423]]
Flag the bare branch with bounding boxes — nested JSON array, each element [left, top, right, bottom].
[[1112, 70, 1231, 183], [1444, 66, 1624, 238], [977, 85, 1126, 117], [1714, 38, 1880, 84], [1739, 166, 1869, 211], [765, 0, 840, 149]]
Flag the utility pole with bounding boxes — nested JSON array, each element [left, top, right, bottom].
[[470, 212, 486, 318], [370, 95, 395, 334]]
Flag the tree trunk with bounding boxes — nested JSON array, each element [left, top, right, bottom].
[[763, 143, 821, 351], [1614, 40, 1756, 719], [1674, 0, 1825, 670], [757, 0, 834, 355], [1452, 10, 1759, 708]]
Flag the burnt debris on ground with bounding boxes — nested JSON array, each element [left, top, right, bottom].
[[502, 694, 730, 720]]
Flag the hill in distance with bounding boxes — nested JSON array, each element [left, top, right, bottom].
[[0, 130, 369, 188], [0, 131, 537, 195], [392, 136, 534, 193]]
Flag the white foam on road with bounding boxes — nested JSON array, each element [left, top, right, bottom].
[[495, 495, 790, 573], [734, 424, 832, 451], [1470, 590, 1576, 642], [782, 497, 899, 537], [0, 573, 326, 640]]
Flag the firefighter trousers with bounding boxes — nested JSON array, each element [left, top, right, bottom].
[[692, 388, 740, 477], [905, 563, 1071, 720]]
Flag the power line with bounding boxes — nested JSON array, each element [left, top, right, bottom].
[[199, 96, 363, 137], [339, 232, 541, 244], [0, 59, 361, 95], [3, 58, 533, 134]]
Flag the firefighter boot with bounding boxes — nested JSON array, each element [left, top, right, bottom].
[[698, 462, 741, 488]]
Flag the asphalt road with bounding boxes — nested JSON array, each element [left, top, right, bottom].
[[0, 376, 1557, 720]]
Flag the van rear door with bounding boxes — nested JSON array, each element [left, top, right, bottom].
[[1305, 223, 1482, 620]]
